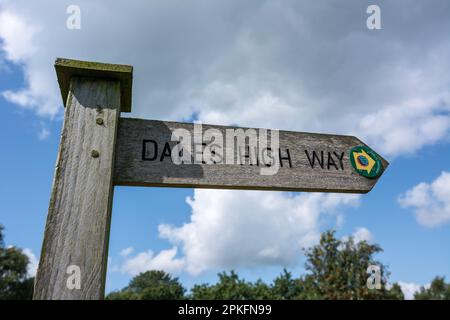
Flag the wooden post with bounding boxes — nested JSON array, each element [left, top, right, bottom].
[[33, 59, 133, 300]]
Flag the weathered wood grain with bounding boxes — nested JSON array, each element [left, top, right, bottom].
[[114, 119, 388, 193], [33, 77, 120, 299]]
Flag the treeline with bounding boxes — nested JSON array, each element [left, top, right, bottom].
[[107, 231, 450, 300], [1, 225, 449, 300], [107, 270, 450, 300]]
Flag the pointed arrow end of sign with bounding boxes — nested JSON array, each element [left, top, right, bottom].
[[349, 136, 389, 182]]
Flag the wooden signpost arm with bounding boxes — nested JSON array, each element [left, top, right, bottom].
[[33, 59, 133, 300]]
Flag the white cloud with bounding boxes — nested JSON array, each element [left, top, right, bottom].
[[353, 227, 373, 244], [37, 127, 50, 140], [359, 97, 450, 156], [398, 171, 450, 227], [156, 190, 359, 275], [341, 227, 373, 245], [0, 10, 40, 62], [22, 248, 38, 277], [0, 8, 60, 117], [120, 247, 185, 276], [119, 246, 134, 257], [115, 191, 359, 276], [398, 281, 428, 300], [0, 1, 450, 156]]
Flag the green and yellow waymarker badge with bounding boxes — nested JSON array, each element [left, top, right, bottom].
[[350, 146, 383, 179]]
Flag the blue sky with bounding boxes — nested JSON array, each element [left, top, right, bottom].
[[1, 0, 450, 299]]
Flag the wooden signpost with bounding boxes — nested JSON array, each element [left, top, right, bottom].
[[33, 58, 388, 300]]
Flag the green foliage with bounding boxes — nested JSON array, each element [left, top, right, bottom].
[[190, 271, 274, 299], [414, 277, 450, 300], [271, 269, 304, 299], [298, 230, 404, 300], [0, 225, 34, 300], [106, 270, 185, 300]]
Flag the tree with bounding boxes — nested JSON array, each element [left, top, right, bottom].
[[192, 271, 253, 299], [271, 269, 304, 299], [297, 230, 404, 300], [414, 277, 450, 300], [0, 225, 34, 300], [191, 271, 275, 299], [106, 270, 185, 300]]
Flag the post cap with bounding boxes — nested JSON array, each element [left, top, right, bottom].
[[55, 58, 133, 112]]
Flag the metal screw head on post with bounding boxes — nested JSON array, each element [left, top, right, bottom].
[[91, 150, 100, 158], [96, 118, 104, 125]]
